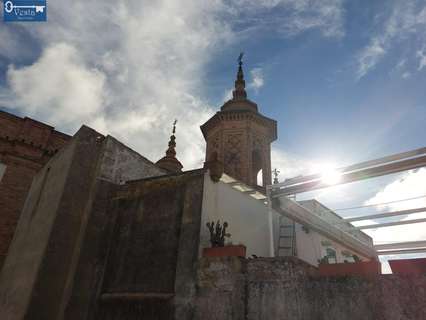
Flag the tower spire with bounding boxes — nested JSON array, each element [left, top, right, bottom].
[[155, 119, 183, 173], [232, 52, 247, 100], [201, 53, 278, 187]]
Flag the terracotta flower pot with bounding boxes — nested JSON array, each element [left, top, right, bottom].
[[318, 260, 381, 277], [203, 245, 246, 258], [389, 258, 426, 275]]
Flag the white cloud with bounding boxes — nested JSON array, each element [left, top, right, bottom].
[[402, 71, 411, 79], [248, 67, 264, 91], [1, 0, 224, 168], [0, 0, 346, 169], [222, 88, 233, 102], [6, 43, 106, 128], [395, 59, 406, 69], [417, 48, 426, 70], [232, 0, 345, 38], [356, 1, 426, 79], [362, 169, 426, 266], [365, 168, 426, 212], [357, 39, 386, 79], [359, 169, 426, 273]]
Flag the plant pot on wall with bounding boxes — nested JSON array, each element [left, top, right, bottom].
[[203, 245, 247, 258], [388, 258, 426, 275], [318, 260, 381, 277]]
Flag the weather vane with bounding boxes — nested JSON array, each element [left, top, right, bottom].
[[273, 168, 280, 184], [172, 119, 177, 134], [238, 52, 244, 66]]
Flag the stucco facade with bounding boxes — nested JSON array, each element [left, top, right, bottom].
[[200, 172, 373, 265]]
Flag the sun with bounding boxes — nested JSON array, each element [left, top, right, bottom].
[[312, 163, 342, 186]]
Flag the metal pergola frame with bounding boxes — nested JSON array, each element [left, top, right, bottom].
[[344, 207, 426, 222], [375, 240, 426, 255], [267, 146, 426, 257]]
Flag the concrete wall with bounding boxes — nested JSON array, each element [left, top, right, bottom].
[[0, 126, 167, 320], [98, 136, 165, 183], [195, 257, 426, 320], [94, 170, 205, 320], [200, 173, 280, 257]]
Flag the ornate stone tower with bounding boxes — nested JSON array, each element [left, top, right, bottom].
[[200, 56, 277, 187]]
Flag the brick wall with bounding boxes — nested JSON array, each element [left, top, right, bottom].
[[0, 110, 70, 267]]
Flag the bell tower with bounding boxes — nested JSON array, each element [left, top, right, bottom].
[[200, 55, 277, 187]]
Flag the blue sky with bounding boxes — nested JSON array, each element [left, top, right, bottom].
[[1, 0, 425, 170], [203, 0, 426, 169], [1, 0, 426, 267]]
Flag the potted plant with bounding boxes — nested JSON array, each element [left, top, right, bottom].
[[203, 220, 246, 258]]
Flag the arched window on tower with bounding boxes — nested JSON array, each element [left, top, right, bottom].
[[0, 162, 6, 182], [252, 150, 263, 186], [257, 169, 263, 186]]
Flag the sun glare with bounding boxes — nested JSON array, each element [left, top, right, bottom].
[[321, 169, 342, 185], [313, 163, 342, 186]]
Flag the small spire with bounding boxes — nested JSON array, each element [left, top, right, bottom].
[[156, 119, 183, 173], [166, 119, 177, 157], [232, 52, 247, 100]]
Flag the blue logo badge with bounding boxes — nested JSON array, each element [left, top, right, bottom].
[[3, 0, 46, 22]]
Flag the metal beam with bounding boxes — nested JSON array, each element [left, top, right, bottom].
[[377, 248, 426, 255], [278, 146, 426, 188], [356, 217, 426, 230], [345, 207, 426, 222], [272, 154, 426, 196], [375, 240, 426, 251], [271, 196, 377, 258]]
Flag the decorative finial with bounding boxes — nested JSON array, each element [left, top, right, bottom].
[[238, 52, 244, 66], [273, 168, 280, 184], [172, 119, 177, 134], [233, 52, 247, 100]]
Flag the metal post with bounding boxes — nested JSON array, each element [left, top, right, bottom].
[[266, 185, 275, 257]]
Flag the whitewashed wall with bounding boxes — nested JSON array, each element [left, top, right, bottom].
[[295, 224, 370, 266], [200, 172, 280, 257], [200, 173, 371, 265]]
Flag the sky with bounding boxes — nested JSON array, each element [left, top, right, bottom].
[[1, 0, 426, 270]]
